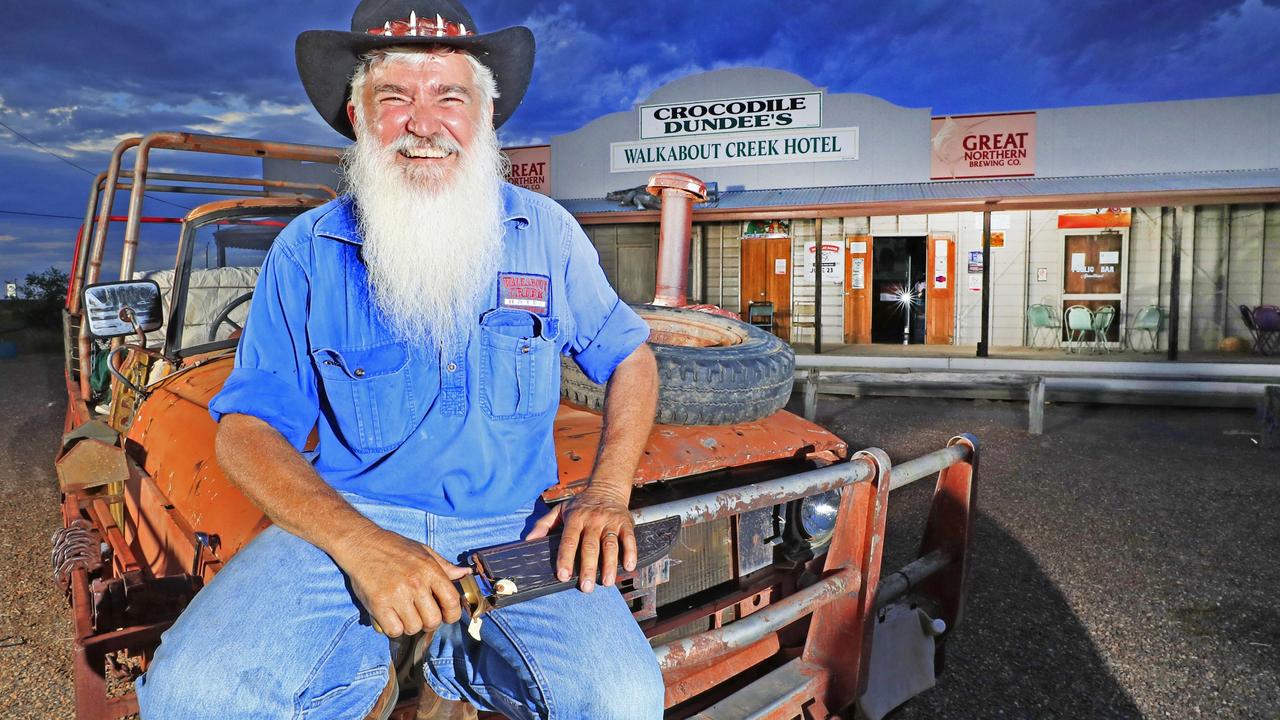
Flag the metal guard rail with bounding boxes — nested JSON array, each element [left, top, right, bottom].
[[640, 440, 973, 671]]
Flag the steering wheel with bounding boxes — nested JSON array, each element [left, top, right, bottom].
[[207, 291, 254, 342]]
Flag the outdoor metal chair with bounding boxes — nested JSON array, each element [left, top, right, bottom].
[[1064, 305, 1094, 354], [1091, 305, 1117, 353], [1240, 305, 1261, 352], [1253, 305, 1280, 356], [1128, 305, 1163, 352], [1027, 304, 1061, 348], [747, 301, 774, 334]]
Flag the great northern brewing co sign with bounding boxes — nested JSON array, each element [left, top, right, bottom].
[[930, 112, 1036, 180]]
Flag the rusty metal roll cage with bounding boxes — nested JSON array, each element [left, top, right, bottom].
[[68, 132, 343, 403]]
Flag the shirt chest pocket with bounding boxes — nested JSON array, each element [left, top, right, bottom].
[[479, 309, 560, 420], [311, 343, 435, 453]]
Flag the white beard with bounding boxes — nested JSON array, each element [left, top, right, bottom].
[[342, 119, 506, 350]]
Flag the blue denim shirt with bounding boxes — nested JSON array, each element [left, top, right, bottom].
[[208, 184, 649, 517]]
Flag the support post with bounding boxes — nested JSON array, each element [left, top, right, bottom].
[[804, 368, 819, 422], [814, 218, 823, 354], [1027, 377, 1046, 436], [977, 209, 992, 357], [1167, 207, 1183, 362]]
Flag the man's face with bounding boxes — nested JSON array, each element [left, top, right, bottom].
[[346, 51, 486, 186]]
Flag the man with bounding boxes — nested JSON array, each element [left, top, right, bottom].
[[135, 2, 664, 718]]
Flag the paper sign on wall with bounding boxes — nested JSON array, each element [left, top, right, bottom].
[[1036, 268, 1048, 282], [933, 239, 949, 289], [852, 258, 865, 289], [803, 240, 845, 283], [968, 251, 983, 274], [774, 258, 788, 275], [968, 274, 983, 292]]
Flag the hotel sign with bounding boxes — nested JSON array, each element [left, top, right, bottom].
[[611, 128, 858, 173], [931, 112, 1036, 180], [640, 92, 822, 140]]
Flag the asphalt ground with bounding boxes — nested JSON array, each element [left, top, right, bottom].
[[2, 352, 1278, 718]]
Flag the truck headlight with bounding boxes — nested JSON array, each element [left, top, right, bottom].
[[796, 489, 841, 545]]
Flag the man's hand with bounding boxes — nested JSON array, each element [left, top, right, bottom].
[[332, 526, 471, 637], [527, 488, 637, 592]]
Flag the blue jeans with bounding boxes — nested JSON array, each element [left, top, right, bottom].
[[135, 494, 664, 719]]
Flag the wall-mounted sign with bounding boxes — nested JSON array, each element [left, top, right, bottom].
[[931, 112, 1036, 180], [1058, 210, 1131, 229], [502, 145, 551, 195], [611, 128, 858, 173], [803, 240, 844, 283], [990, 231, 1005, 249], [968, 251, 984, 274], [4, 283, 15, 299], [743, 220, 790, 239], [639, 92, 822, 140]]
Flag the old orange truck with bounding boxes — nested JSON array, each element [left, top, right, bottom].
[[53, 131, 978, 719]]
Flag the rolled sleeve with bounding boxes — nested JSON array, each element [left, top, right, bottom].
[[208, 243, 318, 450], [563, 222, 650, 384]]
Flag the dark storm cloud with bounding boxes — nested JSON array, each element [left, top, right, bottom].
[[1, 0, 1278, 283]]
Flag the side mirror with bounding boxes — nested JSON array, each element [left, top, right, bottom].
[[83, 280, 164, 339]]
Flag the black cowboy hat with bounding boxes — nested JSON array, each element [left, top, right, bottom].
[[296, 0, 534, 140]]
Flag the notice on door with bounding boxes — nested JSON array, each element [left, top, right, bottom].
[[851, 258, 865, 289], [933, 239, 949, 289], [774, 258, 788, 275]]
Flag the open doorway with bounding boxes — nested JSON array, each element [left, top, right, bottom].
[[871, 236, 927, 343]]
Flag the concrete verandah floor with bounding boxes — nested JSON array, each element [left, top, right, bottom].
[[788, 341, 1280, 366]]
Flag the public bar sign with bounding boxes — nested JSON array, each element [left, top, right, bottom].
[[611, 128, 858, 173], [930, 111, 1036, 180], [502, 145, 551, 195], [639, 92, 822, 140]]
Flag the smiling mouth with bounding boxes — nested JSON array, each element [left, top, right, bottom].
[[399, 147, 454, 159]]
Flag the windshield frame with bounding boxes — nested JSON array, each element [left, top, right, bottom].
[[165, 202, 316, 357]]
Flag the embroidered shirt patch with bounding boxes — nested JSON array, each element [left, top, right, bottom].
[[497, 272, 550, 314]]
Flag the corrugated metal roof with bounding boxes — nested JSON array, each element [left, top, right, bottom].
[[556, 168, 1280, 216]]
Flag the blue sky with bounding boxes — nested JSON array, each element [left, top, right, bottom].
[[2, 0, 1279, 287]]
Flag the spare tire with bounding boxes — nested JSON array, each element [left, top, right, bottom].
[[560, 304, 795, 425]]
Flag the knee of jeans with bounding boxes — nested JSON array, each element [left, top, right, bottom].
[[554, 654, 664, 719], [135, 639, 289, 718]]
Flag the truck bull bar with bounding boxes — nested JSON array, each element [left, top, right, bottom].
[[642, 435, 979, 717]]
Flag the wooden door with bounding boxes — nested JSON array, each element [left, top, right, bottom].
[[844, 235, 873, 343], [1063, 233, 1122, 295], [740, 236, 792, 339], [925, 233, 955, 345]]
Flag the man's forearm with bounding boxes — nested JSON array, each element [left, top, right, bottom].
[[215, 413, 378, 565], [588, 343, 659, 499]]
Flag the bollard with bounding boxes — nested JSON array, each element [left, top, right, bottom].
[[1262, 385, 1280, 450]]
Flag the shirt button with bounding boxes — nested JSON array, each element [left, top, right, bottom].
[[354, 368, 366, 378], [521, 345, 530, 354], [447, 362, 458, 372]]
